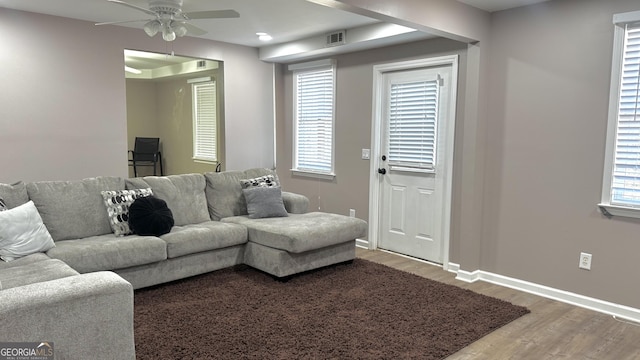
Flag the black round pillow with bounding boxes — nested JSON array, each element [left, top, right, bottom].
[[128, 195, 174, 236]]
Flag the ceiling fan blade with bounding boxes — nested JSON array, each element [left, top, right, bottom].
[[183, 9, 240, 20], [95, 19, 149, 26], [183, 23, 207, 36], [107, 0, 156, 16]]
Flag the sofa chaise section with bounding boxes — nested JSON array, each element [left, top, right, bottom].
[[224, 212, 367, 278], [205, 170, 367, 278]]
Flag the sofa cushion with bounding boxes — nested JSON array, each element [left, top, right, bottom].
[[205, 168, 278, 221], [0, 253, 51, 271], [0, 201, 56, 261], [222, 212, 367, 253], [204, 171, 246, 221], [0, 259, 78, 290], [243, 187, 288, 219], [160, 221, 248, 258], [46, 234, 167, 273], [101, 188, 153, 236], [128, 174, 209, 226], [125, 177, 150, 190], [26, 177, 125, 241], [0, 181, 29, 209], [0, 198, 6, 211]]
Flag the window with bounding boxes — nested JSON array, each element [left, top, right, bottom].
[[600, 11, 640, 218], [388, 77, 440, 171], [191, 78, 217, 163], [289, 59, 336, 179]]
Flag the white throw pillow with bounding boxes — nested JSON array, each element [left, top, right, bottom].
[[0, 200, 55, 261]]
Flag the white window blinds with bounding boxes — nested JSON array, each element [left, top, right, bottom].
[[612, 22, 640, 206], [293, 62, 335, 174], [388, 79, 440, 169], [192, 81, 217, 162]]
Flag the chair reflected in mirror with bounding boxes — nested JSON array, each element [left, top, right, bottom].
[[128, 137, 163, 177]]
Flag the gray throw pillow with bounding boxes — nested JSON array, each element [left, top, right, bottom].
[[242, 187, 288, 219], [0, 198, 6, 211]]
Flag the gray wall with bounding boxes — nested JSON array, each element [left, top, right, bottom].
[[276, 37, 468, 222], [278, 0, 640, 310], [483, 0, 640, 308], [0, 8, 274, 183]]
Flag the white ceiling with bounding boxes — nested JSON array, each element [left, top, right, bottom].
[[0, 0, 378, 47], [0, 0, 550, 48]]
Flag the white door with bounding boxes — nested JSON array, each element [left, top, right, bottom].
[[376, 65, 453, 264]]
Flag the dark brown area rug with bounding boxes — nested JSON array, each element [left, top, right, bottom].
[[134, 259, 529, 359]]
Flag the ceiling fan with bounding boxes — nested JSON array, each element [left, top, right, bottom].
[[96, 0, 240, 41]]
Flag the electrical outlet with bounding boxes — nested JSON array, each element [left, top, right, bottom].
[[361, 149, 370, 160], [349, 209, 356, 218], [579, 252, 592, 270]]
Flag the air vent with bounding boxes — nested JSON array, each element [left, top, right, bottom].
[[197, 60, 207, 68], [326, 30, 346, 47]]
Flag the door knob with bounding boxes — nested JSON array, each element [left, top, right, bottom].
[[378, 168, 386, 175]]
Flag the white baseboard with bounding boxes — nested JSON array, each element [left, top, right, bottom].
[[355, 239, 369, 249], [450, 263, 640, 323]]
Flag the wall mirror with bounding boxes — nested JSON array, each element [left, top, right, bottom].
[[124, 49, 225, 177]]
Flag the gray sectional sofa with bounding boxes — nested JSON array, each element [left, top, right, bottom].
[[0, 168, 367, 360]]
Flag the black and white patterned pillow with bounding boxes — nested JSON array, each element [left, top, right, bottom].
[[0, 198, 6, 212], [101, 188, 153, 236], [239, 175, 278, 189]]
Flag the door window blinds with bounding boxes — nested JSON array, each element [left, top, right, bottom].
[[388, 79, 439, 170]]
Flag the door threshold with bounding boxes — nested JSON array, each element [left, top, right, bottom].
[[378, 248, 443, 268]]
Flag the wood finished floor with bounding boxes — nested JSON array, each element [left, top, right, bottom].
[[356, 248, 640, 360]]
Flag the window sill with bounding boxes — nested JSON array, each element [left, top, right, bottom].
[[193, 157, 217, 165], [291, 169, 335, 181], [597, 203, 640, 219]]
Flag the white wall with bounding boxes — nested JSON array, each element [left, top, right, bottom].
[[0, 8, 274, 183]]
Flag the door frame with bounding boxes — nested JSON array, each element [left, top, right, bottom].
[[367, 55, 458, 271]]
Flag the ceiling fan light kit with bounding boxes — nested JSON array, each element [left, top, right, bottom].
[[98, 0, 240, 42], [143, 20, 160, 36], [143, 19, 186, 41]]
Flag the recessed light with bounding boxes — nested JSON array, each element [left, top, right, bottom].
[[256, 32, 272, 41]]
